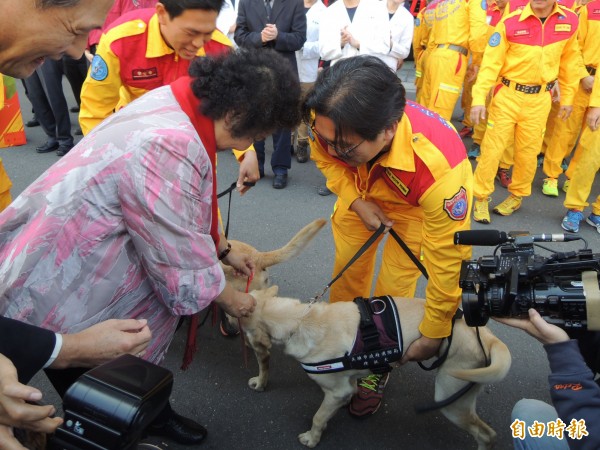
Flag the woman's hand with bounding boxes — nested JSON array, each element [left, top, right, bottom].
[[349, 198, 394, 231], [214, 284, 257, 318], [221, 244, 255, 278]]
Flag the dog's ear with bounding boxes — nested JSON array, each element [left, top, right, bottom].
[[266, 285, 279, 296]]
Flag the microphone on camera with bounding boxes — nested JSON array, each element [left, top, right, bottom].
[[517, 233, 580, 243], [453, 230, 511, 246]]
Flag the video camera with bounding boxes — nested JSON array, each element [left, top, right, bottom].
[[454, 230, 600, 330], [48, 354, 173, 450]]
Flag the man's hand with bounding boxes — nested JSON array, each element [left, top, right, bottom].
[[466, 64, 479, 83], [237, 149, 259, 195], [214, 284, 257, 318], [551, 82, 560, 103], [557, 105, 572, 121], [340, 27, 351, 47], [55, 319, 152, 368], [400, 336, 443, 364], [349, 198, 393, 231], [0, 354, 63, 442], [494, 309, 569, 345], [261, 24, 277, 43], [587, 107, 600, 131], [470, 105, 486, 125], [581, 75, 594, 94]]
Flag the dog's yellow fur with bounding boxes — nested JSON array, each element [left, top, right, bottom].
[[239, 286, 512, 449], [222, 218, 327, 292]]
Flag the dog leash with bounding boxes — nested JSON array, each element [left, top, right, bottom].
[[217, 180, 255, 239]]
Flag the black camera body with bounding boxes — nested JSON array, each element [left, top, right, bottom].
[[49, 354, 173, 450], [457, 231, 600, 329]]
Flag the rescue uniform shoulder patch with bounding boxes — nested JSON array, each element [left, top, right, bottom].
[[416, 18, 421, 26], [481, 0, 487, 10], [489, 32, 501, 47], [90, 55, 109, 81], [443, 186, 468, 221]]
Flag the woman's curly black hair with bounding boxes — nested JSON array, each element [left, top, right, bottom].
[[189, 49, 302, 138]]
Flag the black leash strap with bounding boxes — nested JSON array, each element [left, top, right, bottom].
[[216, 180, 255, 239], [388, 229, 428, 279]]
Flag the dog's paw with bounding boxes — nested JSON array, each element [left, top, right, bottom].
[[298, 431, 319, 448], [248, 376, 266, 391]]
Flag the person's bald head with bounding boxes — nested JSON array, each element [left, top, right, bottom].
[[0, 0, 114, 78]]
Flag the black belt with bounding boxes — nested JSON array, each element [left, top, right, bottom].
[[587, 65, 597, 76], [437, 44, 468, 56], [501, 77, 555, 94]]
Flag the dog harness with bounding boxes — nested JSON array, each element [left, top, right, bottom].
[[301, 296, 403, 374]]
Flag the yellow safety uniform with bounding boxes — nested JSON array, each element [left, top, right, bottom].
[[79, 9, 231, 135], [543, 0, 600, 181], [421, 0, 488, 120], [563, 71, 600, 214], [0, 76, 12, 211], [471, 2, 581, 200], [310, 102, 472, 339], [414, 1, 439, 103]]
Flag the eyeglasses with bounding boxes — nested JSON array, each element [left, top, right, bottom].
[[309, 120, 365, 159]]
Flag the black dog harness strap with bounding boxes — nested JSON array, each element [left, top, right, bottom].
[[301, 296, 403, 374]]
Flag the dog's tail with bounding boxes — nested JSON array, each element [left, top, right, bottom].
[[256, 218, 327, 268], [447, 335, 512, 384]]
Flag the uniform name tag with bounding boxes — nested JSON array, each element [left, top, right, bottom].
[[385, 168, 410, 196], [514, 29, 530, 36], [554, 24, 571, 32], [132, 67, 158, 80]]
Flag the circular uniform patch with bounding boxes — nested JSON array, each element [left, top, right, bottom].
[[488, 32, 501, 47], [90, 54, 108, 81], [415, 18, 421, 26], [481, 0, 487, 9]]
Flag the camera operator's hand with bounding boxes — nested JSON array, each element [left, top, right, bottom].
[[494, 309, 570, 345], [53, 319, 152, 368], [349, 198, 394, 232], [0, 354, 63, 442], [400, 336, 443, 364], [214, 283, 256, 318]]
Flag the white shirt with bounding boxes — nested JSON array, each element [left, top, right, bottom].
[[295, 0, 327, 82], [378, 3, 414, 71], [217, 0, 239, 48], [319, 0, 391, 65]]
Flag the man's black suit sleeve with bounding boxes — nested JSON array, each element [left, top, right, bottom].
[[0, 316, 56, 384]]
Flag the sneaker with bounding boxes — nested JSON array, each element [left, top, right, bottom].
[[296, 142, 309, 163], [561, 210, 584, 233], [467, 143, 480, 159], [493, 194, 522, 216], [586, 213, 600, 233], [348, 373, 390, 418], [459, 126, 473, 138], [562, 179, 570, 193], [542, 178, 559, 197], [318, 185, 332, 196], [219, 307, 240, 337], [561, 159, 568, 171], [495, 168, 512, 188], [473, 197, 491, 224]]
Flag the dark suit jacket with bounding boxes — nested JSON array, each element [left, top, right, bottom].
[[0, 316, 56, 384], [234, 0, 306, 74]]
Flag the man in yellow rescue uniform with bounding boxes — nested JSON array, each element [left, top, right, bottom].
[[420, 0, 488, 121], [304, 55, 472, 418], [541, 0, 597, 197], [79, 0, 231, 135], [560, 69, 600, 233], [413, 0, 439, 104], [470, 0, 581, 223]]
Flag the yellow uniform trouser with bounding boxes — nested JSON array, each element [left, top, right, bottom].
[[0, 159, 12, 212], [474, 84, 552, 199], [541, 102, 561, 156], [543, 87, 590, 179], [296, 81, 315, 144], [461, 66, 475, 128], [329, 201, 423, 303], [421, 48, 467, 121], [415, 48, 433, 105], [563, 125, 600, 215]]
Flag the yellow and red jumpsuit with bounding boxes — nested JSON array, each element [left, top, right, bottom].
[[79, 8, 231, 135], [421, 0, 488, 121], [310, 102, 472, 339], [564, 61, 600, 215], [471, 2, 581, 201], [543, 0, 599, 182], [0, 76, 12, 212]]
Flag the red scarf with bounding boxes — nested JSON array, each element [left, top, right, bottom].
[[170, 76, 220, 369]]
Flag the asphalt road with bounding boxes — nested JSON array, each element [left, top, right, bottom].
[[2, 67, 599, 450]]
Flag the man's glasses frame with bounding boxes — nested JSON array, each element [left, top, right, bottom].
[[309, 119, 365, 159]]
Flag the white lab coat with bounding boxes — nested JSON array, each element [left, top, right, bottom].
[[319, 0, 391, 65], [378, 4, 414, 71], [217, 0, 239, 47], [295, 0, 327, 82]]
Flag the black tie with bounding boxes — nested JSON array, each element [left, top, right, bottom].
[[265, 0, 272, 18]]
